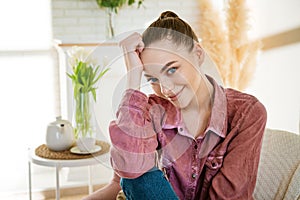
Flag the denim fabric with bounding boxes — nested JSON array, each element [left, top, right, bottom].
[[120, 168, 179, 200]]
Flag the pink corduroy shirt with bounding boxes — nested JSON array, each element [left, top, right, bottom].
[[109, 77, 267, 200]]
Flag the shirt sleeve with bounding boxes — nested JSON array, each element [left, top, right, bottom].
[[209, 100, 267, 199], [109, 89, 162, 179]]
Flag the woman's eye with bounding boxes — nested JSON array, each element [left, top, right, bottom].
[[167, 67, 177, 75], [147, 77, 159, 83]]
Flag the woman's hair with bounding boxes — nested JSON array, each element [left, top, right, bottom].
[[142, 11, 199, 52]]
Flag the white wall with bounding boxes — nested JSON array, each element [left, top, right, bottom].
[[246, 43, 300, 133], [249, 0, 300, 38], [247, 0, 300, 133], [51, 0, 201, 43]]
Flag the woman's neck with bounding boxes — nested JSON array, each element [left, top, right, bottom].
[[181, 76, 214, 138]]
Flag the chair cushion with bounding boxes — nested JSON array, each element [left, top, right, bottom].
[[253, 129, 300, 200]]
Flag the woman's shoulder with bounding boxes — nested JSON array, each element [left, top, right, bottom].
[[225, 88, 262, 106], [225, 88, 267, 121]]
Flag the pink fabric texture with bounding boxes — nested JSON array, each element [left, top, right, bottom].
[[109, 77, 267, 199]]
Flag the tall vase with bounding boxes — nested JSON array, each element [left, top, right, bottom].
[[72, 92, 97, 152], [105, 8, 115, 39]]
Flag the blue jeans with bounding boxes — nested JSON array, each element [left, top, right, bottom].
[[120, 167, 179, 200]]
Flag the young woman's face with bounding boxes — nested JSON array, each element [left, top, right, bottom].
[[140, 39, 204, 109]]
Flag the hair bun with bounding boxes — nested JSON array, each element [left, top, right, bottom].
[[159, 11, 179, 20]]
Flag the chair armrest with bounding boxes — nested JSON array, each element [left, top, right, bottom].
[[283, 162, 300, 199]]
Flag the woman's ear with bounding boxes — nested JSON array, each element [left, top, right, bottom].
[[193, 42, 205, 65]]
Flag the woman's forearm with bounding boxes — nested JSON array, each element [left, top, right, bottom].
[[82, 180, 121, 200], [124, 52, 143, 90]]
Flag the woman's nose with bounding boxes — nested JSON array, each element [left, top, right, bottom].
[[160, 80, 174, 97]]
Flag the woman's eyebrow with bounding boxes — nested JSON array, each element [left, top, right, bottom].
[[144, 60, 178, 78], [144, 74, 152, 78], [160, 61, 178, 73]]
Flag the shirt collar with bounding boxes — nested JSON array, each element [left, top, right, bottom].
[[205, 76, 227, 138]]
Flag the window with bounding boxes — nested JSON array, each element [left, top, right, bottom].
[[0, 0, 55, 194]]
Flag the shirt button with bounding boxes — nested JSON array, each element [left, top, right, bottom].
[[192, 173, 197, 179], [194, 144, 198, 149], [212, 162, 217, 168], [179, 127, 183, 132]]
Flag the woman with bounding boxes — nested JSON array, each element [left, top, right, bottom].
[[84, 11, 267, 200]]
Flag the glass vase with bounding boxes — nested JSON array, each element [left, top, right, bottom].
[[72, 92, 97, 151]]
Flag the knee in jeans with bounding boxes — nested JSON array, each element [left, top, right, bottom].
[[120, 171, 157, 194], [120, 170, 178, 200], [120, 176, 141, 190]]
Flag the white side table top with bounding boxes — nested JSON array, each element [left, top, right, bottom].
[[28, 147, 109, 168]]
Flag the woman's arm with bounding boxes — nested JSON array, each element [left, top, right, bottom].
[[109, 33, 160, 178], [83, 33, 149, 199], [119, 32, 144, 90], [109, 89, 159, 178], [209, 100, 267, 199], [82, 172, 121, 200]]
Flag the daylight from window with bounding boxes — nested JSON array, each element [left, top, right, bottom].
[[0, 0, 54, 194]]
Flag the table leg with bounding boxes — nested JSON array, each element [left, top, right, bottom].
[[88, 166, 93, 194], [56, 166, 60, 200], [28, 161, 32, 200]]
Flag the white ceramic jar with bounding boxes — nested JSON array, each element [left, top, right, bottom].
[[46, 116, 74, 151]]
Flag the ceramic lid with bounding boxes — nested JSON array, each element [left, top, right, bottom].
[[49, 116, 72, 126]]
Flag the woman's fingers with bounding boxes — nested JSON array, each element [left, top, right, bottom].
[[137, 39, 145, 53], [119, 32, 144, 53]]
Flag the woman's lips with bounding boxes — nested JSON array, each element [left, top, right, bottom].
[[168, 87, 184, 101]]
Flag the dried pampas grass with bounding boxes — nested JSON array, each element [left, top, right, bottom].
[[198, 0, 231, 86], [198, 0, 261, 90]]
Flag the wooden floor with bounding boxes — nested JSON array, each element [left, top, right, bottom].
[[47, 194, 87, 200], [2, 193, 88, 200], [4, 184, 106, 200], [44, 184, 105, 200]]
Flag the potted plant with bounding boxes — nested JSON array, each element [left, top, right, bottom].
[[67, 46, 109, 152], [96, 0, 144, 38]]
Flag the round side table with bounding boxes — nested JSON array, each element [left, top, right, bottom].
[[28, 147, 109, 200]]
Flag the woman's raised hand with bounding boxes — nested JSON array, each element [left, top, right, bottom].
[[119, 32, 144, 71], [119, 32, 144, 89]]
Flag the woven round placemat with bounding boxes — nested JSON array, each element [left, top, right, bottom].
[[35, 140, 110, 160]]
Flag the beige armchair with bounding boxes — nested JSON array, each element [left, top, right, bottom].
[[254, 128, 300, 200]]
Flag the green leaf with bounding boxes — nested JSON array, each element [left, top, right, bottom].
[[96, 0, 144, 13], [87, 66, 93, 85], [92, 68, 110, 85], [128, 0, 134, 6], [91, 65, 99, 81], [66, 73, 76, 81], [75, 61, 82, 75], [91, 88, 97, 102], [137, 0, 143, 7]]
